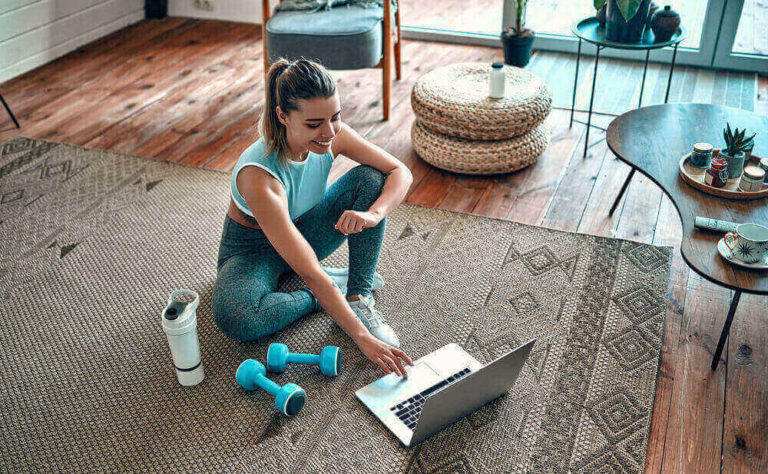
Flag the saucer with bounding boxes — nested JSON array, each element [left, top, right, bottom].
[[717, 238, 768, 270]]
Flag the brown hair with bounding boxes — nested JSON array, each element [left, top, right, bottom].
[[259, 58, 337, 166]]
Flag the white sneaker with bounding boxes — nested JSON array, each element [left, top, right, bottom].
[[347, 294, 400, 348], [322, 266, 384, 296]]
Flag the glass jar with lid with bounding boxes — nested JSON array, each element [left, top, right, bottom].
[[759, 158, 768, 184], [691, 143, 713, 168], [704, 157, 728, 188], [738, 165, 765, 192]]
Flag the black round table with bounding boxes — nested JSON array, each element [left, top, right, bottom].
[[570, 17, 686, 157], [606, 103, 768, 370]]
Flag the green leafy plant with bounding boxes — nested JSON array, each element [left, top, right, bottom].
[[722, 123, 756, 157], [504, 0, 532, 37], [510, 0, 528, 34], [594, 0, 644, 22], [515, 0, 527, 32]]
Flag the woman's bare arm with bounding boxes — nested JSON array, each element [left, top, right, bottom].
[[331, 121, 413, 222], [236, 166, 412, 376]]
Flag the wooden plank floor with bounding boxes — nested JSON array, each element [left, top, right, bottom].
[[1, 18, 767, 473]]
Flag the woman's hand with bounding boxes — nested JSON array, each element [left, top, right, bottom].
[[355, 334, 413, 377], [335, 210, 382, 235]]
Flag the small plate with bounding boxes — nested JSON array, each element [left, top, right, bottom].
[[717, 238, 768, 270]]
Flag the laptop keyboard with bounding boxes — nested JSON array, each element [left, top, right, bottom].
[[389, 368, 471, 430]]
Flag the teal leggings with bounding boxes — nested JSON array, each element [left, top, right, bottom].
[[211, 165, 387, 342]]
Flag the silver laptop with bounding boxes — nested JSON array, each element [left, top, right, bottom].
[[356, 339, 535, 447]]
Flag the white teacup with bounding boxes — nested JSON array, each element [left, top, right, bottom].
[[724, 223, 768, 264]]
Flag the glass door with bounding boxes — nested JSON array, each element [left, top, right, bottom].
[[399, 0, 734, 69], [399, 0, 503, 37], [522, 0, 725, 67], [712, 0, 768, 73], [398, 0, 767, 72], [398, 0, 505, 47]]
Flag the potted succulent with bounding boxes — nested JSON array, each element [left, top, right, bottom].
[[595, 0, 651, 43], [720, 123, 756, 180], [501, 0, 535, 67], [744, 141, 754, 161]]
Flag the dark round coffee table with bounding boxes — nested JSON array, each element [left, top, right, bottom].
[[606, 103, 768, 370]]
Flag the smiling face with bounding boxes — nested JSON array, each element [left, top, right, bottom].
[[276, 92, 342, 161]]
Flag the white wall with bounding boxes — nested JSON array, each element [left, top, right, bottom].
[[168, 0, 263, 24], [0, 0, 145, 85]]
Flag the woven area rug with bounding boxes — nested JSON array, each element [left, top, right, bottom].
[[0, 137, 672, 473]]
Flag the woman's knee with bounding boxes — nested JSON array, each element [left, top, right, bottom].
[[352, 165, 386, 192], [212, 280, 269, 342]]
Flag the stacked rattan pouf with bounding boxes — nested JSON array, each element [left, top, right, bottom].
[[411, 63, 552, 175]]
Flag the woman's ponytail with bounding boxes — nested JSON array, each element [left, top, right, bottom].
[[259, 58, 292, 167], [258, 57, 337, 166]]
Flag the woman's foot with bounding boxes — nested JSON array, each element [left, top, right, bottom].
[[322, 266, 384, 295], [346, 294, 400, 348]]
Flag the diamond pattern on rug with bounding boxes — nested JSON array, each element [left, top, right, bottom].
[[509, 290, 538, 315], [588, 389, 647, 441], [614, 287, 665, 326], [623, 241, 670, 273], [0, 137, 59, 178], [571, 444, 637, 474], [0, 137, 672, 473], [521, 246, 559, 275], [604, 327, 657, 371]]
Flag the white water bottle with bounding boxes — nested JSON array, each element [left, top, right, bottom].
[[489, 62, 506, 99], [162, 289, 205, 386]]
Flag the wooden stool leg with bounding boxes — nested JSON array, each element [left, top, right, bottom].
[[394, 35, 401, 80], [262, 0, 270, 78], [394, 9, 402, 80], [382, 33, 392, 121]]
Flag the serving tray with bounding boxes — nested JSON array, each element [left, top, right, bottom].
[[678, 150, 768, 200]]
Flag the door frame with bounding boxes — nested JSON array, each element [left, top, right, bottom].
[[712, 0, 768, 73]]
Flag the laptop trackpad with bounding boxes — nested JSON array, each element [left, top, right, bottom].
[[405, 362, 440, 381], [358, 362, 440, 414], [378, 362, 439, 390]]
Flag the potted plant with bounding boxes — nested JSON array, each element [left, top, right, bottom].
[[595, 0, 651, 43], [596, 3, 607, 25], [744, 141, 754, 161], [721, 123, 756, 180], [501, 0, 535, 67]]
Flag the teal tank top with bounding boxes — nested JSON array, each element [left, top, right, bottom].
[[230, 138, 334, 221]]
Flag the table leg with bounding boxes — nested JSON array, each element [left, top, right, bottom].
[[638, 50, 650, 108], [584, 45, 601, 158], [711, 290, 741, 371], [570, 38, 582, 128], [609, 168, 635, 216], [664, 43, 679, 104], [0, 92, 20, 129]]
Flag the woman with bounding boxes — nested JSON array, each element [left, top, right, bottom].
[[212, 58, 413, 378]]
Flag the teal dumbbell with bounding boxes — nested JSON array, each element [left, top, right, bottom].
[[235, 359, 306, 416], [266, 343, 342, 377]]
